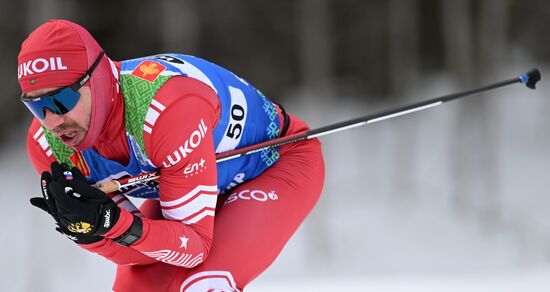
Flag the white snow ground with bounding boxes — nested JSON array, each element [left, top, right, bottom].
[[248, 270, 550, 292]]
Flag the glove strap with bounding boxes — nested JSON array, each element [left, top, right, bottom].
[[113, 215, 143, 247]]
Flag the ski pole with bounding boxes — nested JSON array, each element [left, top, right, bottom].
[[95, 68, 541, 193]]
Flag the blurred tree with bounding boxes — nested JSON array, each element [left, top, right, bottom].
[[298, 0, 334, 99], [387, 0, 420, 203], [441, 0, 475, 84], [1, 0, 29, 144], [297, 0, 334, 269], [510, 0, 550, 64], [474, 0, 511, 230], [161, 0, 199, 54], [388, 0, 420, 94], [445, 0, 510, 232], [333, 0, 390, 97], [196, 0, 299, 102]]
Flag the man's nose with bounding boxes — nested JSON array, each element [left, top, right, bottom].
[[41, 109, 65, 130]]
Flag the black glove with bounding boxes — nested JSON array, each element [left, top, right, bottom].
[[30, 169, 103, 244], [48, 162, 120, 236]]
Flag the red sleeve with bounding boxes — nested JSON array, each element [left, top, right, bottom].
[[78, 199, 163, 265], [78, 237, 157, 265], [103, 76, 220, 268]]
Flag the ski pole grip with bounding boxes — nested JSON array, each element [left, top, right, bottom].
[[95, 180, 121, 193]]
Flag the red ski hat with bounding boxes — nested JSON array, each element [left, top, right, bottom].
[[18, 21, 88, 92], [17, 19, 118, 151]]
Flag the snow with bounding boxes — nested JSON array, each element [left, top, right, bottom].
[[249, 270, 550, 292]]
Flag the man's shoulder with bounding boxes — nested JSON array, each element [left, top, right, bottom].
[[27, 118, 41, 135], [141, 77, 220, 161], [154, 76, 219, 108]]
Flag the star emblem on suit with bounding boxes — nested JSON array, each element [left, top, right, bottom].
[[180, 236, 189, 249]]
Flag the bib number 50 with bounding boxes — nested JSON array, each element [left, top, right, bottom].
[[226, 104, 245, 139]]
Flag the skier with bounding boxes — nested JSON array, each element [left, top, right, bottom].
[[19, 20, 324, 291]]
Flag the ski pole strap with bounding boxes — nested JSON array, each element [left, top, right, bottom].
[[274, 101, 290, 137]]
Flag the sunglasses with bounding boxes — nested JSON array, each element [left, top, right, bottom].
[[20, 51, 105, 120]]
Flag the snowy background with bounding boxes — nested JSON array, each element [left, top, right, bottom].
[[2, 1, 550, 291]]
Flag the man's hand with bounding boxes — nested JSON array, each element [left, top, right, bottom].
[[46, 162, 121, 236], [29, 168, 103, 244]]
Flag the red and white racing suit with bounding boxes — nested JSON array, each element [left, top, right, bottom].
[[27, 75, 325, 291]]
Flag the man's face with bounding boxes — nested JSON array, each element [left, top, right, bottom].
[[26, 86, 92, 148]]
